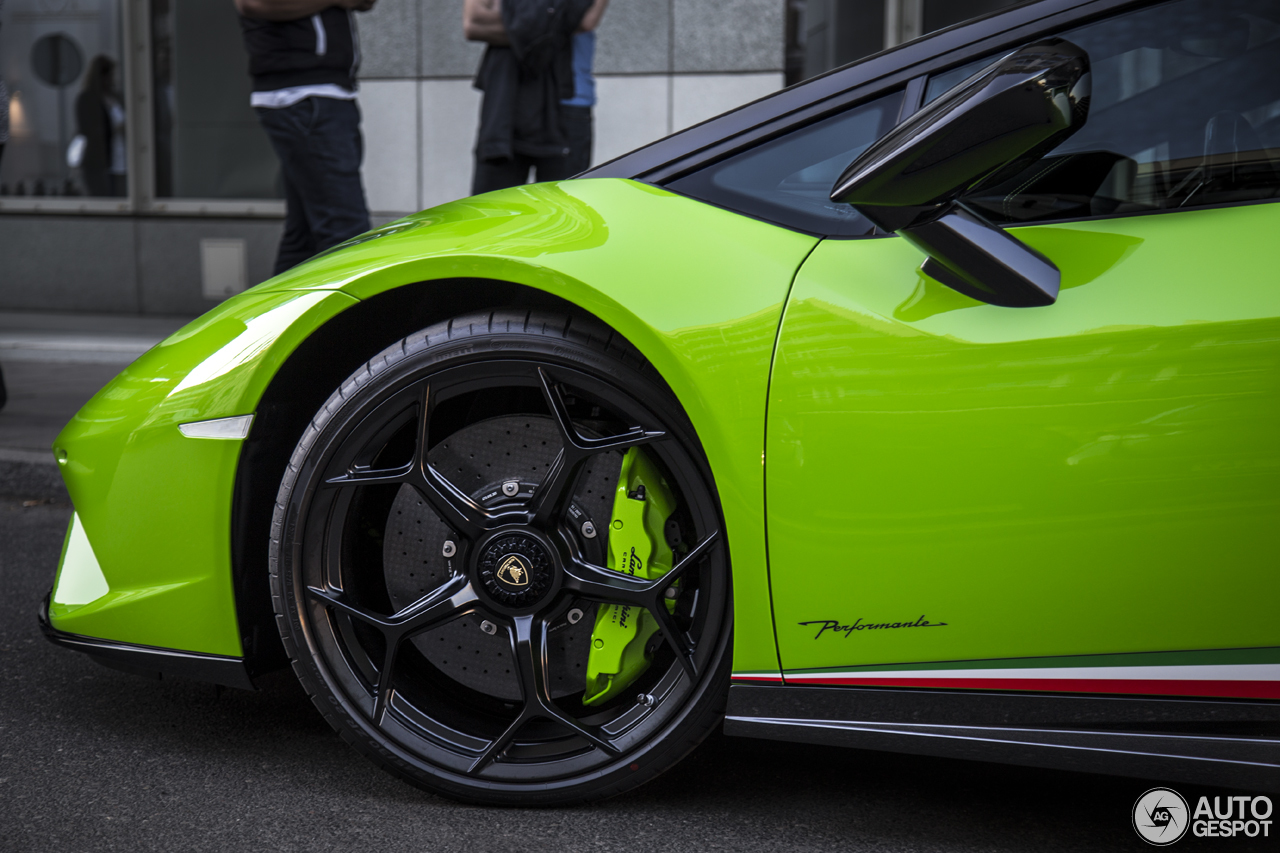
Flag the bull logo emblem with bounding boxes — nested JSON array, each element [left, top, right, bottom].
[[497, 555, 530, 587]]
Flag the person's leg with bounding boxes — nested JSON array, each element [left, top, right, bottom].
[[532, 105, 592, 183], [562, 105, 593, 177], [256, 102, 319, 273], [472, 154, 533, 195], [274, 164, 315, 275], [257, 98, 370, 272], [298, 98, 371, 252]]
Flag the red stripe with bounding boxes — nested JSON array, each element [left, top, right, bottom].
[[790, 677, 1280, 699]]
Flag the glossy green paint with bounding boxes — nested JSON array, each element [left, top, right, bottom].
[[50, 289, 358, 654], [52, 179, 816, 673], [261, 178, 816, 675], [767, 202, 1280, 675]]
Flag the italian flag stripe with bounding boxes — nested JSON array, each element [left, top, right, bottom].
[[785, 663, 1280, 699], [732, 672, 784, 683]]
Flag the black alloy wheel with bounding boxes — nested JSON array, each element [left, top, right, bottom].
[[270, 311, 732, 805]]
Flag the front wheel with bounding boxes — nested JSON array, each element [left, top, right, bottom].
[[270, 311, 732, 805]]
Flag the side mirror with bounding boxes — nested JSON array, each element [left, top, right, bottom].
[[831, 40, 1091, 307]]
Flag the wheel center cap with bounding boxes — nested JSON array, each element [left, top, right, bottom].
[[478, 533, 554, 607]]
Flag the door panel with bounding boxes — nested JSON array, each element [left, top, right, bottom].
[[766, 203, 1280, 676]]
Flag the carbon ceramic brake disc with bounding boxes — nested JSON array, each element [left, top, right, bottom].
[[383, 415, 619, 701]]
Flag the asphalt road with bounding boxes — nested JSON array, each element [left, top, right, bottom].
[[0, 496, 1268, 853]]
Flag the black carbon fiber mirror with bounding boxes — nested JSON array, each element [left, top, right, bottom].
[[832, 39, 1091, 307]]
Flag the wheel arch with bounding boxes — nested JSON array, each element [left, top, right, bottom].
[[230, 277, 685, 674]]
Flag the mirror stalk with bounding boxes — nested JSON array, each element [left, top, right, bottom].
[[903, 203, 1059, 308]]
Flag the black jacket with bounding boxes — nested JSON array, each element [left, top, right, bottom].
[[474, 0, 592, 163], [239, 8, 360, 92]]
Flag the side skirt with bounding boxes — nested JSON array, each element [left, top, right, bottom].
[[39, 593, 256, 691], [724, 684, 1280, 792]]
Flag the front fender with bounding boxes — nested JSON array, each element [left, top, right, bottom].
[[52, 179, 816, 676]]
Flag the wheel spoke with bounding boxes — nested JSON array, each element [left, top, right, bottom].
[[306, 585, 396, 629], [527, 448, 586, 528], [411, 464, 491, 541], [537, 367, 666, 453], [654, 530, 721, 594], [320, 382, 427, 488], [392, 574, 481, 638], [467, 711, 528, 775], [468, 615, 618, 775], [372, 638, 399, 725], [516, 616, 620, 754], [324, 461, 415, 489], [562, 557, 651, 607], [509, 615, 553, 705], [650, 602, 697, 681], [307, 573, 476, 638], [309, 575, 477, 724]]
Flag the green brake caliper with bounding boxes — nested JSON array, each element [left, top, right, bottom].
[[582, 447, 677, 706]]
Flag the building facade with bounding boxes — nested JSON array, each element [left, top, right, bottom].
[[0, 0, 1014, 315]]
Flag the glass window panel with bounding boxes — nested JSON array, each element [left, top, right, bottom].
[[669, 91, 903, 236], [923, 54, 992, 104], [151, 0, 280, 200], [927, 0, 1280, 223], [0, 0, 125, 198]]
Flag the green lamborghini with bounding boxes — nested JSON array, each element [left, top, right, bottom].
[[42, 0, 1280, 803]]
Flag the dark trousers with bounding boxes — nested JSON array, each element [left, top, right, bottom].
[[472, 105, 593, 195], [256, 97, 371, 275]]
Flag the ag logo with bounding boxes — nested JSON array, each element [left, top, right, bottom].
[[1133, 787, 1190, 846], [496, 555, 530, 588]]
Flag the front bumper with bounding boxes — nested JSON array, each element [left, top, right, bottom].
[[39, 591, 255, 689]]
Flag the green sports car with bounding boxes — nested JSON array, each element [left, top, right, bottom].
[[41, 0, 1280, 803]]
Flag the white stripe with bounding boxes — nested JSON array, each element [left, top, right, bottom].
[[250, 84, 357, 110], [787, 663, 1280, 682], [312, 14, 327, 56], [727, 717, 1280, 768]]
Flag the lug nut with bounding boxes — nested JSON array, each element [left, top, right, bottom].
[[664, 587, 678, 600], [581, 521, 596, 539], [637, 693, 655, 707], [442, 540, 456, 558], [480, 620, 497, 635], [567, 608, 584, 625], [502, 480, 519, 497]]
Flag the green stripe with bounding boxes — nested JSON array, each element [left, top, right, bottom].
[[787, 646, 1280, 676]]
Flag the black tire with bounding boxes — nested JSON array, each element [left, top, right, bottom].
[[270, 310, 732, 805]]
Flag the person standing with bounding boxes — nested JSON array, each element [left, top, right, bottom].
[[465, 0, 608, 195], [234, 0, 375, 275], [75, 56, 127, 197]]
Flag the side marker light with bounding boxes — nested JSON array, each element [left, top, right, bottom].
[[178, 414, 254, 440]]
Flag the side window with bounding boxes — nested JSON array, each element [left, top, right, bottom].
[[667, 91, 904, 236], [930, 0, 1280, 224]]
